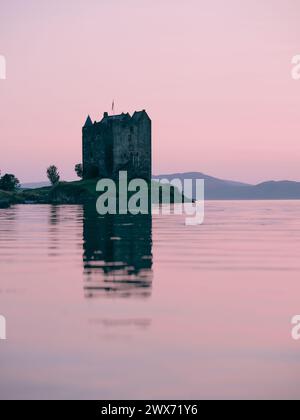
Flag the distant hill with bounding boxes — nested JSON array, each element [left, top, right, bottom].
[[21, 182, 50, 189], [154, 172, 300, 200]]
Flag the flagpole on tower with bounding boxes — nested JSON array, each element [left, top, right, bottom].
[[112, 99, 115, 115]]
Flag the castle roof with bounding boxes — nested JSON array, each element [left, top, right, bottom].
[[83, 115, 93, 127], [132, 110, 149, 121], [101, 112, 131, 122], [83, 110, 150, 127]]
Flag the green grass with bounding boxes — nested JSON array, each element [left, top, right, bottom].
[[0, 178, 189, 207]]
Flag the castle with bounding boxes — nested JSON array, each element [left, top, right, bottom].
[[82, 110, 151, 181]]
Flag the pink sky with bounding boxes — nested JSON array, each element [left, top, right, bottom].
[[0, 0, 300, 183]]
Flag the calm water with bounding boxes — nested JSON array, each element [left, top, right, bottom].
[[1, 201, 300, 399]]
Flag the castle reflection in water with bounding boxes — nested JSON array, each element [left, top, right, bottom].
[[82, 205, 153, 298]]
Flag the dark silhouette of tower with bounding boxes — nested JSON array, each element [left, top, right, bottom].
[[82, 110, 151, 181]]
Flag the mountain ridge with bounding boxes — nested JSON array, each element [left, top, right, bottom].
[[153, 172, 300, 200]]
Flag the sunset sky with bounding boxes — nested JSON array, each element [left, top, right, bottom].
[[0, 0, 300, 183]]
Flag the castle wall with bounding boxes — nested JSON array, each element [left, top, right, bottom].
[[82, 111, 151, 182], [136, 115, 152, 181]]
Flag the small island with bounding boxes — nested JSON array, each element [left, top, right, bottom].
[[0, 110, 190, 209]]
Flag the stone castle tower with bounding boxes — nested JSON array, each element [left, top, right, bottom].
[[82, 110, 151, 181]]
